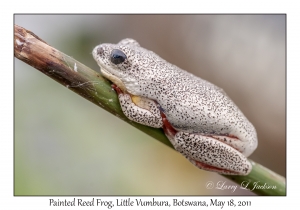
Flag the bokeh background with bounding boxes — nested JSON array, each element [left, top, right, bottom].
[[14, 15, 285, 195]]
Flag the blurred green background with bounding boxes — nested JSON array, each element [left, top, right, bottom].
[[14, 15, 285, 195]]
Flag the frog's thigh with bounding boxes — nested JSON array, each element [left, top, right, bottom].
[[118, 93, 163, 128], [173, 132, 252, 175]]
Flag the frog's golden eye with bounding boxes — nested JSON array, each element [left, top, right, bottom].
[[110, 49, 127, 65]]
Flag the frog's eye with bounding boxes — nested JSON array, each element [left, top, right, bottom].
[[110, 49, 127, 65]]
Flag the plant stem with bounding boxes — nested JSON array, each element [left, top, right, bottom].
[[14, 24, 286, 196]]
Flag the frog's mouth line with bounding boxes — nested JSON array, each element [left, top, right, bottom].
[[100, 66, 127, 92]]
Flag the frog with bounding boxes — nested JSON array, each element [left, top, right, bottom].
[[92, 38, 258, 175]]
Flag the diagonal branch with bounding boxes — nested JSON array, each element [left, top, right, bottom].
[[14, 24, 286, 196]]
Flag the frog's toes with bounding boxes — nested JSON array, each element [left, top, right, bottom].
[[111, 84, 123, 95], [189, 157, 252, 175]]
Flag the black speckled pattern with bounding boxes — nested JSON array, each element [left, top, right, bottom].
[[93, 39, 258, 175]]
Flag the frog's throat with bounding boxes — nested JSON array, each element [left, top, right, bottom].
[[100, 67, 127, 92]]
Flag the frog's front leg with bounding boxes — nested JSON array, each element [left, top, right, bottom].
[[112, 84, 163, 128]]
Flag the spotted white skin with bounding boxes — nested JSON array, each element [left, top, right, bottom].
[[93, 38, 258, 175]]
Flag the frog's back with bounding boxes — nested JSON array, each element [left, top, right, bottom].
[[142, 64, 256, 145], [152, 67, 230, 132]]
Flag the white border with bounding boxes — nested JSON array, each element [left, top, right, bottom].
[[2, 0, 298, 208]]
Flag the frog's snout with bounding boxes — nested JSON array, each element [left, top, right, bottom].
[[96, 46, 104, 57], [92, 45, 104, 62]]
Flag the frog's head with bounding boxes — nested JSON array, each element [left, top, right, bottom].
[[93, 38, 156, 95]]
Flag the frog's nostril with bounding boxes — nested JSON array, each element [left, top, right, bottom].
[[97, 47, 104, 55]]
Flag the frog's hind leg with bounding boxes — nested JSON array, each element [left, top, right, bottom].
[[159, 112, 251, 175], [173, 132, 252, 175], [112, 84, 163, 128]]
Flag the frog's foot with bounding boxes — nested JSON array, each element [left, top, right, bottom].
[[111, 84, 123, 95], [112, 84, 163, 128]]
